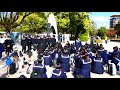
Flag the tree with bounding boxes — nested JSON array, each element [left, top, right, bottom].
[[89, 21, 97, 36], [114, 21, 120, 36], [0, 12, 33, 33], [64, 12, 91, 41], [16, 12, 47, 33], [97, 27, 107, 39]]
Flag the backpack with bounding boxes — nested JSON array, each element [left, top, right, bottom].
[[30, 66, 42, 78], [9, 62, 17, 74], [107, 62, 116, 75]]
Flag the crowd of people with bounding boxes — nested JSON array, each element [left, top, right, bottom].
[[0, 33, 120, 78]]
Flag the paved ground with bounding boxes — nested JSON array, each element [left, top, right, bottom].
[[0, 40, 120, 78]]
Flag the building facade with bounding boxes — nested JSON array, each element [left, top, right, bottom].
[[110, 15, 120, 28]]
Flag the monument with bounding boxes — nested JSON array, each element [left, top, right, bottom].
[[47, 13, 58, 42]]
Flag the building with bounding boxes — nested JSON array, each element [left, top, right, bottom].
[[110, 14, 120, 28]]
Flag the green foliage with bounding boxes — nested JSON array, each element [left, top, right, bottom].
[[0, 12, 91, 41], [0, 12, 33, 32], [89, 21, 97, 36], [114, 21, 120, 36], [16, 13, 46, 33], [79, 32, 89, 41], [97, 26, 107, 39]]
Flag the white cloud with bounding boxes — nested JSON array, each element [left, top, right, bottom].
[[91, 16, 110, 28]]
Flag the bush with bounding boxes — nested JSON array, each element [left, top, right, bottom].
[[101, 35, 105, 39]]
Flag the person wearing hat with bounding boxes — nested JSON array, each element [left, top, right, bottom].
[[51, 63, 67, 78]]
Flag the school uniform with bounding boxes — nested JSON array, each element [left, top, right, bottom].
[[87, 50, 93, 59], [56, 52, 62, 64], [73, 68, 84, 78], [75, 40, 82, 50], [61, 54, 70, 72], [50, 50, 56, 60], [117, 51, 120, 60], [98, 49, 104, 55], [74, 53, 82, 69], [111, 58, 120, 71], [102, 51, 109, 64], [51, 69, 67, 78], [43, 55, 53, 67], [92, 57, 104, 74], [80, 59, 92, 78], [33, 64, 47, 78]]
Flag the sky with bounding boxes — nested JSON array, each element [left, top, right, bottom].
[[89, 12, 120, 29]]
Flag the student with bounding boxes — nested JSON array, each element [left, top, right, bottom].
[[80, 54, 92, 78], [92, 51, 104, 74], [101, 50, 109, 65], [60, 50, 70, 72], [74, 51, 82, 69], [56, 49, 62, 64], [43, 50, 53, 67], [30, 59, 47, 78], [7, 58, 17, 74], [111, 54, 120, 71], [75, 37, 82, 50], [51, 63, 67, 78]]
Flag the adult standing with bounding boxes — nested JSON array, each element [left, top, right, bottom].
[[4, 36, 14, 56]]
